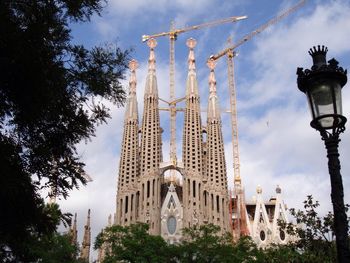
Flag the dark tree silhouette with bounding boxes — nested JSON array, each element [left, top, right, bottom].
[[0, 0, 129, 260]]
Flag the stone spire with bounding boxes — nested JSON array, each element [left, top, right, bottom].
[[206, 60, 229, 231], [182, 38, 203, 173], [144, 38, 159, 95], [80, 209, 91, 262], [69, 213, 78, 245], [205, 61, 229, 231], [205, 61, 227, 188], [139, 38, 162, 234], [182, 38, 204, 227], [116, 60, 140, 226]]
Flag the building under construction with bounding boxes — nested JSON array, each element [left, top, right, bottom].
[[69, 1, 307, 261]]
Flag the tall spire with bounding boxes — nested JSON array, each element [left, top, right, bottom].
[[182, 38, 204, 227], [116, 59, 140, 226], [182, 37, 203, 173], [139, 38, 162, 234], [205, 62, 227, 189], [80, 209, 91, 262], [70, 212, 78, 245], [205, 61, 229, 231]]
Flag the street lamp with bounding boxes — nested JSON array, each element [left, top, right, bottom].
[[297, 45, 350, 262]]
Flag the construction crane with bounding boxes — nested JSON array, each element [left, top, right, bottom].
[[208, 0, 307, 240], [209, 0, 306, 61], [142, 15, 247, 169]]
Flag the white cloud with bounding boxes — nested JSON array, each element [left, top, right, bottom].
[[223, 0, 350, 216], [107, 0, 214, 17]]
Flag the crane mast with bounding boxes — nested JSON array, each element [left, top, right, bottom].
[[208, 0, 307, 240], [142, 16, 247, 168]]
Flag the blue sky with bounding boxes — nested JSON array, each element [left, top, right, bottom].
[[56, 0, 350, 259]]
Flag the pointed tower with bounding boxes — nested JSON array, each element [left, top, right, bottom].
[[251, 187, 272, 248], [139, 39, 162, 234], [80, 209, 91, 261], [271, 185, 291, 244], [204, 60, 230, 231], [69, 213, 78, 245], [116, 59, 140, 226], [182, 38, 204, 227]]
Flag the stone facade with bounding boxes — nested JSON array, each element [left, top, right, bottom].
[[112, 37, 291, 247]]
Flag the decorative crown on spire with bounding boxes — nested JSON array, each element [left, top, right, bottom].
[[147, 38, 157, 72], [187, 38, 197, 71], [128, 59, 138, 93]]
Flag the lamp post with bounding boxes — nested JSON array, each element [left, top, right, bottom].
[[297, 45, 350, 262]]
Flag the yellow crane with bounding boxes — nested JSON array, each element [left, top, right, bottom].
[[208, 0, 307, 240], [142, 15, 247, 168]]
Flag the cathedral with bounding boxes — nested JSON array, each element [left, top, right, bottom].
[[112, 37, 292, 248], [69, 37, 294, 262], [115, 37, 230, 241]]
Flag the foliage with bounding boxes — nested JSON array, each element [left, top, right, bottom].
[[172, 224, 235, 263], [26, 232, 80, 263], [95, 223, 264, 263], [0, 0, 129, 260], [0, 203, 80, 262], [95, 198, 350, 263], [279, 195, 350, 262], [95, 223, 169, 263]]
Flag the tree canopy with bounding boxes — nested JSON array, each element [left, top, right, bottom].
[[95, 197, 350, 263], [0, 0, 129, 260]]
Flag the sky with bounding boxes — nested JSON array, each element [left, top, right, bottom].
[[54, 0, 350, 259]]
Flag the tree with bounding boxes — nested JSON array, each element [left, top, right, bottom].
[[0, 0, 129, 260], [0, 203, 80, 262], [26, 232, 80, 263], [172, 224, 234, 263], [279, 195, 350, 262], [95, 223, 169, 263]]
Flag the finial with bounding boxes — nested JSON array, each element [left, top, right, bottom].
[[276, 185, 281, 194], [129, 59, 138, 71], [128, 59, 138, 93], [308, 45, 328, 56], [187, 38, 197, 71], [147, 39, 157, 72], [147, 38, 157, 49], [186, 38, 197, 49], [308, 45, 328, 68], [257, 185, 262, 194], [207, 59, 216, 71]]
